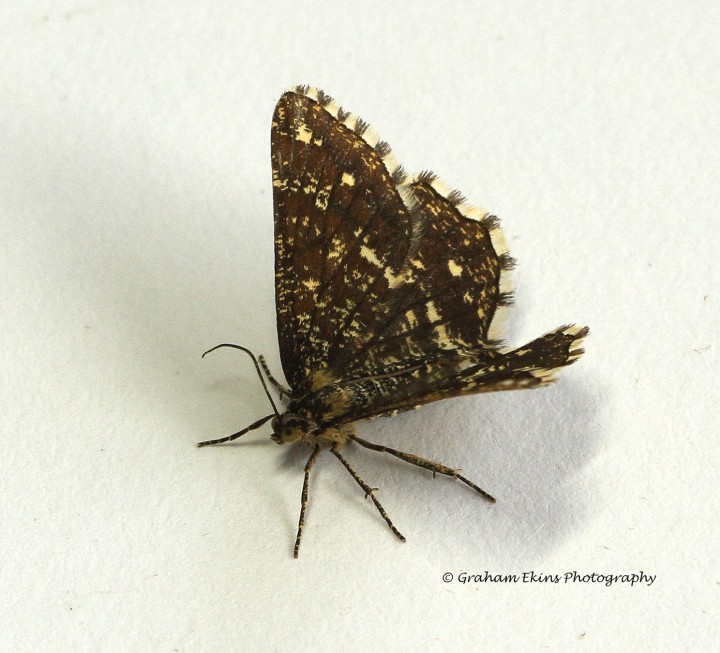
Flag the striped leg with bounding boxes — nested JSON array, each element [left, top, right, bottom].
[[331, 445, 406, 543], [294, 444, 321, 558], [197, 414, 274, 448], [350, 434, 496, 503], [259, 354, 292, 399]]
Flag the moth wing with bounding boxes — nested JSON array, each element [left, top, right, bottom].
[[271, 86, 588, 417], [332, 325, 588, 424], [333, 176, 514, 379], [271, 88, 414, 391], [320, 178, 587, 423]]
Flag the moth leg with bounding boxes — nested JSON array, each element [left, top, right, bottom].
[[197, 414, 274, 447], [258, 354, 293, 399], [350, 434, 496, 503], [294, 444, 321, 558], [331, 445, 406, 543]]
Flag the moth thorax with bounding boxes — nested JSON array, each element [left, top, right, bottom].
[[271, 413, 319, 444]]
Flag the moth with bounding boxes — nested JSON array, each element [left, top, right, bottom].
[[200, 86, 588, 557]]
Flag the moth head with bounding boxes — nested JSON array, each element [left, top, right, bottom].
[[271, 413, 319, 444]]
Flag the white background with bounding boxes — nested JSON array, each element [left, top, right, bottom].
[[1, 2, 718, 651]]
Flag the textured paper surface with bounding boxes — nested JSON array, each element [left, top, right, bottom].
[[1, 2, 718, 651]]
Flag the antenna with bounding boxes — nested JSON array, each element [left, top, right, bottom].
[[202, 343, 280, 416]]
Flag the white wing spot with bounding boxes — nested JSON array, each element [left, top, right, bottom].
[[426, 301, 441, 322], [448, 259, 463, 277], [360, 245, 383, 267], [385, 267, 408, 288], [315, 185, 332, 210], [328, 240, 345, 259], [434, 324, 453, 348], [341, 172, 355, 186], [295, 124, 312, 144], [303, 279, 319, 291]]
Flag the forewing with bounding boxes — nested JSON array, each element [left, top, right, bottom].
[[272, 88, 413, 390]]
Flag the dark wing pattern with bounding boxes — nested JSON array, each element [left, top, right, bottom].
[[271, 86, 587, 421], [330, 324, 588, 425], [334, 174, 514, 380], [272, 88, 413, 391]]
